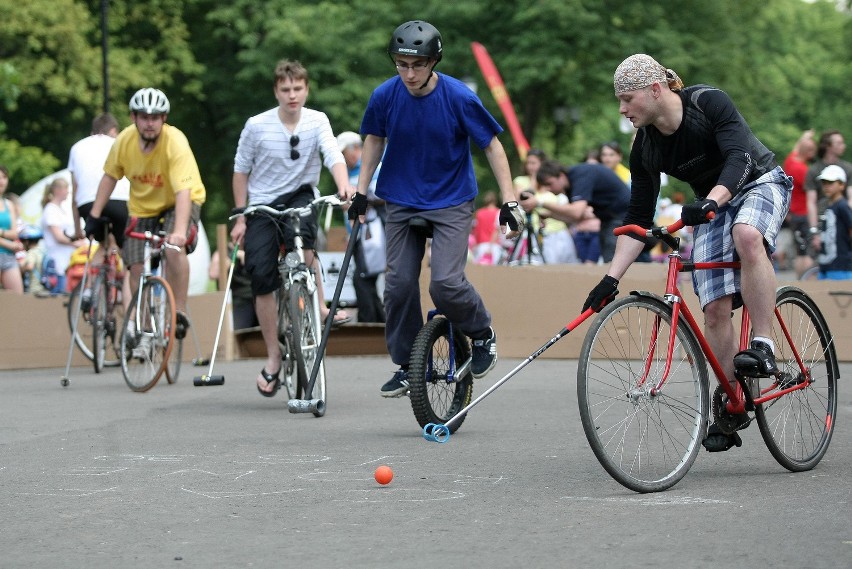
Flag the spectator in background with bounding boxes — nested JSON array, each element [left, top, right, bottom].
[[471, 191, 502, 264], [599, 141, 631, 186], [815, 165, 852, 280], [805, 130, 852, 255], [531, 159, 629, 262], [0, 165, 24, 294], [512, 148, 553, 263], [41, 177, 87, 293], [582, 148, 600, 163], [17, 225, 45, 294], [781, 130, 817, 277], [337, 130, 385, 322]]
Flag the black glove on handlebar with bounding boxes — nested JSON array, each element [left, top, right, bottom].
[[84, 215, 107, 241], [681, 198, 718, 226], [348, 193, 368, 220], [499, 201, 526, 232], [583, 275, 619, 313]]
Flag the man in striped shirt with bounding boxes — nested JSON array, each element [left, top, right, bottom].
[[231, 60, 354, 397]]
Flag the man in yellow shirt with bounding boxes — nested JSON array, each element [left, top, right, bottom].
[[87, 88, 206, 339]]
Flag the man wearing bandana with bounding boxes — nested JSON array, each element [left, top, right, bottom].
[[582, 54, 793, 452]]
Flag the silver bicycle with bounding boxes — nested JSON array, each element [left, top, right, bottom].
[[233, 194, 342, 416]]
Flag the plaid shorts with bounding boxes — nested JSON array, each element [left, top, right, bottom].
[[123, 203, 202, 267], [691, 166, 792, 309]]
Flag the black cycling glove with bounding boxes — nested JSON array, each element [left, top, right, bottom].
[[348, 193, 368, 220], [583, 275, 619, 313], [84, 215, 107, 241], [499, 201, 525, 233], [681, 198, 718, 226]]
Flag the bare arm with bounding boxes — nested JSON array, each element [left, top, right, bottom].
[[353, 135, 385, 223], [90, 174, 118, 218], [168, 189, 192, 247], [230, 172, 249, 245]]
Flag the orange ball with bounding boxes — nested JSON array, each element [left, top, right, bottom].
[[374, 465, 393, 485]]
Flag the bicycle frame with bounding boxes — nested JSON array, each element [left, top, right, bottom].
[[617, 221, 815, 416]]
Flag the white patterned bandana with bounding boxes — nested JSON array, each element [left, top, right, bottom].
[[614, 54, 667, 95]]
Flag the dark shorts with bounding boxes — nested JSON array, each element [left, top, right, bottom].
[[244, 185, 317, 296], [79, 200, 129, 248], [122, 203, 201, 267], [787, 214, 811, 256]]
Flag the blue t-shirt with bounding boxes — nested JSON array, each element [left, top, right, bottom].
[[360, 73, 503, 210], [818, 199, 852, 272]]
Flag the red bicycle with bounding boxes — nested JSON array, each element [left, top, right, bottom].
[[577, 219, 838, 493]]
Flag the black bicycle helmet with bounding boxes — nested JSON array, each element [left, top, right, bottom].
[[387, 21, 442, 62]]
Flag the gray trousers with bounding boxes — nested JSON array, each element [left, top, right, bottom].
[[383, 201, 491, 366]]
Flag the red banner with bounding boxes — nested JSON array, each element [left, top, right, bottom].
[[470, 41, 530, 160]]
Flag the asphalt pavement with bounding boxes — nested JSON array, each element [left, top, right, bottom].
[[1, 355, 850, 568]]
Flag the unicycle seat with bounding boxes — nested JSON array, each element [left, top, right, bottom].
[[409, 216, 433, 238]]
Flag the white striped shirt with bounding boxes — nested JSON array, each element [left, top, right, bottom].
[[234, 107, 344, 205]]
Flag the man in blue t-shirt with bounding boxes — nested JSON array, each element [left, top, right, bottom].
[[348, 20, 525, 398]]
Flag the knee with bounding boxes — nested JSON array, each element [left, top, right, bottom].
[[429, 276, 464, 304], [703, 301, 731, 330], [732, 225, 766, 260]]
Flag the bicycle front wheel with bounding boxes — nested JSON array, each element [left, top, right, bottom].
[[120, 276, 176, 392], [408, 316, 474, 433], [578, 296, 709, 493], [92, 275, 108, 373], [289, 281, 325, 415], [756, 287, 838, 471]]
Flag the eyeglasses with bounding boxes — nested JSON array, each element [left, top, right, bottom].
[[394, 60, 430, 72], [289, 135, 300, 160]]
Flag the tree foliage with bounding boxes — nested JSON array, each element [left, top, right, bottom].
[[1, 0, 850, 216]]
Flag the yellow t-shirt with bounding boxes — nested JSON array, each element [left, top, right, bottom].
[[104, 123, 206, 217]]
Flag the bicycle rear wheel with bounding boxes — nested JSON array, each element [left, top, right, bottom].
[[120, 276, 175, 392], [756, 287, 838, 471], [289, 281, 326, 415], [577, 296, 709, 493], [277, 288, 299, 400], [67, 281, 96, 362], [408, 316, 474, 433]]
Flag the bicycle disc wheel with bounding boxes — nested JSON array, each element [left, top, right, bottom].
[[120, 277, 175, 392], [408, 316, 474, 433], [289, 281, 325, 416], [67, 282, 95, 362], [578, 296, 709, 493], [755, 287, 838, 471], [92, 275, 108, 373]]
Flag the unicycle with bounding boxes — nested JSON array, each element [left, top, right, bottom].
[[408, 309, 474, 434]]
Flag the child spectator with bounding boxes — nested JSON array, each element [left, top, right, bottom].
[[815, 165, 852, 280]]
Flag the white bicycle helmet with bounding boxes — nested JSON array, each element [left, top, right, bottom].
[[129, 88, 170, 115]]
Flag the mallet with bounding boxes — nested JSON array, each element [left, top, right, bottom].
[[193, 245, 239, 386]]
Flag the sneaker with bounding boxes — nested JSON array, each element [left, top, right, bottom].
[[734, 339, 778, 377], [380, 368, 410, 398], [80, 288, 93, 313], [131, 335, 152, 360], [175, 311, 189, 340], [471, 327, 497, 379]]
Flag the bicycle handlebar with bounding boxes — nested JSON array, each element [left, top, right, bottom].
[[614, 212, 715, 240], [230, 194, 345, 222]]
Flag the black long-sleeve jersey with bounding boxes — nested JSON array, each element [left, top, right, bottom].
[[623, 85, 778, 228]]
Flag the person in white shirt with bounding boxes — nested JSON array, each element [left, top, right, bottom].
[[41, 178, 87, 292]]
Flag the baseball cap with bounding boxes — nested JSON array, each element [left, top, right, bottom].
[[336, 131, 362, 152], [817, 164, 847, 184]]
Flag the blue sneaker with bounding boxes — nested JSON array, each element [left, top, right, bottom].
[[471, 327, 497, 379], [381, 368, 409, 398]]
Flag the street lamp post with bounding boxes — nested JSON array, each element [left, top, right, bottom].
[[101, 0, 109, 113]]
